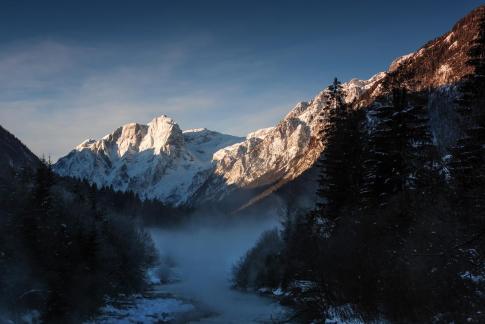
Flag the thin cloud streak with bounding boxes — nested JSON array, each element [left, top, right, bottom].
[[0, 39, 305, 160]]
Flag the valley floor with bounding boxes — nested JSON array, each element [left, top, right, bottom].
[[88, 214, 290, 323]]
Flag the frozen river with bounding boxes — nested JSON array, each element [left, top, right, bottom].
[[91, 213, 291, 323]]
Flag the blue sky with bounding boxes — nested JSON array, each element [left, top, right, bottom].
[[0, 0, 482, 160]]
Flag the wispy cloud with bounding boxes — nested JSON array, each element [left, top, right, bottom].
[[0, 38, 304, 160]]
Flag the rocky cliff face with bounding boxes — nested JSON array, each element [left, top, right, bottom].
[[54, 6, 484, 209], [358, 5, 484, 107], [391, 6, 483, 89], [193, 73, 386, 206]]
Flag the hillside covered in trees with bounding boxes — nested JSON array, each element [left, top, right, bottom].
[[0, 129, 183, 322]]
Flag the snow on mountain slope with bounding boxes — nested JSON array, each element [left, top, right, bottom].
[[193, 73, 386, 205], [55, 6, 484, 208], [54, 115, 243, 205]]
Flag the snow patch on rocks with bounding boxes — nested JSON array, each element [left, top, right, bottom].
[[444, 31, 454, 43], [89, 296, 195, 323], [437, 64, 453, 83], [389, 52, 414, 72]]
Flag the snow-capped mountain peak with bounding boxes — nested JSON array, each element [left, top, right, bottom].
[[54, 116, 243, 205], [140, 115, 183, 155]]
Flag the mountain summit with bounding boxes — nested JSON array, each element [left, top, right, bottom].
[[54, 116, 243, 205]]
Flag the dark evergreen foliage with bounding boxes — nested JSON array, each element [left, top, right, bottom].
[[315, 78, 364, 230], [232, 229, 284, 290], [450, 10, 485, 219], [0, 160, 163, 322], [233, 78, 484, 322]]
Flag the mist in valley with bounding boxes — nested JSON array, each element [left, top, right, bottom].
[[149, 207, 289, 323]]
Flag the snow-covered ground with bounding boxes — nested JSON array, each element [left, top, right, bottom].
[[88, 294, 195, 323]]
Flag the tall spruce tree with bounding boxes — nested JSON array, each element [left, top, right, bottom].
[[316, 78, 362, 224], [22, 157, 55, 261], [282, 78, 365, 319], [450, 12, 485, 216], [360, 89, 436, 209]]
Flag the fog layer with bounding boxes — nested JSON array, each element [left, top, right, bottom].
[[150, 211, 288, 323]]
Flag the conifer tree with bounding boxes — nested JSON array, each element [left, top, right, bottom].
[[22, 157, 55, 260], [34, 156, 55, 212], [316, 78, 362, 224], [360, 89, 436, 209], [450, 12, 485, 215]]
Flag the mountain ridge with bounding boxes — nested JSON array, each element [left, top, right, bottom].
[[54, 5, 485, 209]]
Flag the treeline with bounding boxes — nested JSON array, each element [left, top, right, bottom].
[[233, 24, 485, 323], [0, 160, 178, 322], [55, 174, 188, 227]]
